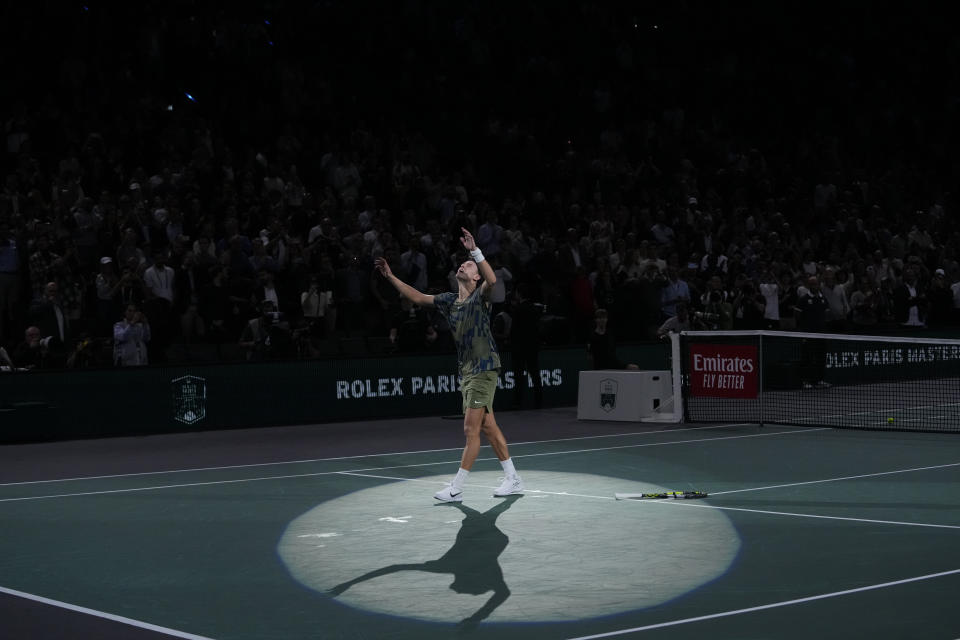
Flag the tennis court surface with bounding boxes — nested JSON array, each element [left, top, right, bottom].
[[1, 408, 959, 639]]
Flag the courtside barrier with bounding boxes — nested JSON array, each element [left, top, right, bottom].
[[0, 344, 668, 442]]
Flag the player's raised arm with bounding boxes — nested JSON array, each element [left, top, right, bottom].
[[459, 227, 495, 294], [375, 257, 434, 307]]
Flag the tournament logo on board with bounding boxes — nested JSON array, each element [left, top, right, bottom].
[[689, 344, 758, 399], [172, 375, 207, 424], [599, 378, 618, 412]]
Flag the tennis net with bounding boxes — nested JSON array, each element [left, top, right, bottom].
[[674, 330, 960, 432]]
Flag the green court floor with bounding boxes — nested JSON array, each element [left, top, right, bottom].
[[1, 423, 959, 639]]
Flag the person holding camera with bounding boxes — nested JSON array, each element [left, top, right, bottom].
[[113, 303, 151, 366], [389, 295, 437, 353], [12, 326, 50, 369], [240, 300, 287, 360], [301, 275, 334, 338], [656, 302, 694, 337]]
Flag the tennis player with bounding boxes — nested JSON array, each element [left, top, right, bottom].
[[374, 227, 523, 502]]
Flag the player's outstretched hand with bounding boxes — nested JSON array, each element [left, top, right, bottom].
[[459, 227, 476, 251], [374, 257, 393, 278]]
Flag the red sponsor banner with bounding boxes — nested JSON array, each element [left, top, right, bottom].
[[689, 344, 758, 399]]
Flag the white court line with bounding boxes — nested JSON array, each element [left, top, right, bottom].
[[642, 498, 960, 530], [565, 568, 960, 639], [0, 423, 755, 487], [0, 585, 214, 640], [709, 461, 960, 496], [0, 428, 821, 503], [337, 471, 617, 501], [340, 471, 960, 530]]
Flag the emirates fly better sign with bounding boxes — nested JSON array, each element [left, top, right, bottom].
[[689, 344, 758, 398]]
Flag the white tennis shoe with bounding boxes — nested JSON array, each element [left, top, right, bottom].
[[434, 485, 464, 502], [493, 475, 524, 497]]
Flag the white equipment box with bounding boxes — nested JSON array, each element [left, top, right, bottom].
[[577, 370, 673, 422]]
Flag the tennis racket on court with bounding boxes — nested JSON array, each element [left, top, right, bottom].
[[614, 490, 708, 500]]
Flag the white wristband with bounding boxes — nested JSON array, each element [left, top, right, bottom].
[[470, 248, 485, 264]]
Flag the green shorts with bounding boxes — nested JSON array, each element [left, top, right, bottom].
[[461, 370, 498, 414]]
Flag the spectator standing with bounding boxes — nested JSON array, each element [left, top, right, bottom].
[[732, 280, 765, 330], [142, 252, 175, 362], [660, 267, 690, 319], [199, 266, 235, 356], [636, 264, 667, 338], [650, 211, 675, 245], [116, 228, 147, 271], [557, 227, 584, 284], [588, 308, 639, 370], [488, 256, 513, 317], [94, 256, 120, 337], [950, 272, 960, 325], [758, 271, 780, 329], [28, 234, 60, 302], [315, 254, 339, 337], [796, 276, 830, 390], [926, 268, 952, 328], [116, 265, 146, 310], [370, 248, 401, 335], [399, 237, 428, 293], [895, 268, 926, 327], [176, 253, 206, 344], [335, 251, 369, 337], [301, 275, 333, 338], [249, 237, 278, 274], [570, 265, 595, 342], [252, 269, 283, 315], [508, 285, 544, 409], [476, 211, 504, 259], [0, 223, 21, 344], [849, 277, 879, 329], [29, 282, 70, 350], [876, 278, 898, 327], [821, 268, 851, 331], [796, 276, 829, 332], [113, 303, 151, 366]]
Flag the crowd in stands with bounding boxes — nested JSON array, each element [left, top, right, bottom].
[[2, 2, 960, 370]]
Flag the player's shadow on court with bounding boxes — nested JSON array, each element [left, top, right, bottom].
[[329, 495, 522, 628]]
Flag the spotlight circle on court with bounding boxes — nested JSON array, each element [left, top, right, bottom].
[[277, 471, 740, 623]]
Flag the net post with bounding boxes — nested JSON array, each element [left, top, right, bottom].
[[671, 331, 684, 422], [758, 331, 765, 429]]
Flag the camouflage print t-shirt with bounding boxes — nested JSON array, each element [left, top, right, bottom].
[[432, 287, 501, 376]]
